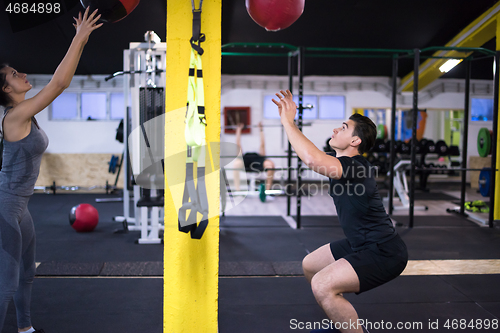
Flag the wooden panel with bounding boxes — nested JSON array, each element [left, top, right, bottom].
[[36, 153, 124, 190], [469, 156, 491, 189]]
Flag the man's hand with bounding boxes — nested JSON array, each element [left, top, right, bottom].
[[272, 90, 296, 125], [236, 122, 245, 133]]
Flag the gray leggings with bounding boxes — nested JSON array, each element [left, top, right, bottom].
[[0, 190, 36, 330]]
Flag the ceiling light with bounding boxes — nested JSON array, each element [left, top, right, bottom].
[[439, 59, 461, 73]]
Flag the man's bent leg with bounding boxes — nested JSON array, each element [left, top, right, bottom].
[[311, 259, 363, 333], [302, 244, 336, 283]]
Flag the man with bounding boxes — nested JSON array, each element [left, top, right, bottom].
[[273, 90, 408, 333], [233, 122, 275, 193]]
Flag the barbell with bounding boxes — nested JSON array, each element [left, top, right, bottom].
[[224, 122, 312, 130]]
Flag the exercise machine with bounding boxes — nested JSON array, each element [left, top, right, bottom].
[[109, 31, 166, 244], [385, 160, 428, 211]]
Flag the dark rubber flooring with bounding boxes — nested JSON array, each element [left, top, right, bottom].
[[2, 193, 499, 332], [219, 275, 500, 332], [378, 189, 459, 201]]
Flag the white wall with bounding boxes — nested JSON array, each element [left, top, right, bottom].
[[25, 88, 124, 154]]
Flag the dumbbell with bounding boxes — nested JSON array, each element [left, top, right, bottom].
[[385, 140, 398, 153], [435, 140, 449, 156], [448, 145, 460, 156], [394, 141, 403, 153], [400, 141, 410, 154], [424, 140, 437, 154], [405, 138, 423, 154], [411, 138, 424, 154], [366, 153, 377, 164], [373, 139, 387, 153]]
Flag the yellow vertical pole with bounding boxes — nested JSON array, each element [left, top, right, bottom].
[[495, 15, 500, 221], [164, 1, 221, 332]]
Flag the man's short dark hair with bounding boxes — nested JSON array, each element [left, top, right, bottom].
[[349, 113, 377, 154]]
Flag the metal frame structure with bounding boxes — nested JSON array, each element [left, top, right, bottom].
[[222, 43, 498, 229], [222, 43, 305, 226], [394, 47, 497, 228]]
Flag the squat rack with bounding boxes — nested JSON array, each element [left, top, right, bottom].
[[222, 43, 304, 226], [222, 43, 498, 229], [395, 47, 498, 228]]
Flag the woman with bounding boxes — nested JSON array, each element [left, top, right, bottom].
[[0, 8, 102, 333]]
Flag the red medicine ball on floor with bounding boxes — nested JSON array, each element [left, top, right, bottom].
[[246, 0, 305, 31], [80, 0, 141, 23], [69, 204, 99, 232]]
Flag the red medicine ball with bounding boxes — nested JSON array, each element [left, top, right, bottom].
[[80, 0, 141, 23], [69, 204, 99, 232], [246, 0, 305, 31]]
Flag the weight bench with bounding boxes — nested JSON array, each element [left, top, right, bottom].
[[135, 189, 164, 244]]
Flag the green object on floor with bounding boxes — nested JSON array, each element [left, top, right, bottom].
[[259, 183, 266, 202], [464, 200, 489, 213]]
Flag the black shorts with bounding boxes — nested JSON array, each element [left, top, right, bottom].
[[329, 234, 408, 294], [243, 153, 266, 172]]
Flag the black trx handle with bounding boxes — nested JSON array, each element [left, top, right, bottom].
[[178, 162, 209, 240], [190, 0, 205, 55]]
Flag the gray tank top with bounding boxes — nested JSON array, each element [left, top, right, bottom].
[[0, 107, 49, 196]]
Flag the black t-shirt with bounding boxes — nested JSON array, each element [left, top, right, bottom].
[[327, 152, 396, 251]]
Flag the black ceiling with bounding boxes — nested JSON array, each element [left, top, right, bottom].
[[1, 0, 498, 80]]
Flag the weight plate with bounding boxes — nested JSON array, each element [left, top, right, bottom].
[[477, 127, 491, 157], [376, 124, 386, 139], [479, 167, 491, 197]]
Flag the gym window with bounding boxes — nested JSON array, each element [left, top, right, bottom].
[[318, 96, 345, 119], [110, 93, 125, 120], [471, 98, 494, 121], [50, 92, 125, 120], [263, 94, 344, 119], [82, 92, 107, 120], [51, 93, 78, 119]]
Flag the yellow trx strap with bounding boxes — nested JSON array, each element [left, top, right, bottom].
[[178, 8, 212, 239], [184, 48, 206, 161]]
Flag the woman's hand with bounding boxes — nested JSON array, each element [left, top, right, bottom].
[[272, 90, 296, 125], [73, 7, 103, 45]]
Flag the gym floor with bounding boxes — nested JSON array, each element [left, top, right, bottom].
[[3, 182, 500, 333]]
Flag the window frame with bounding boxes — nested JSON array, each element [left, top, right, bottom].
[[49, 89, 125, 121], [262, 93, 346, 120]]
